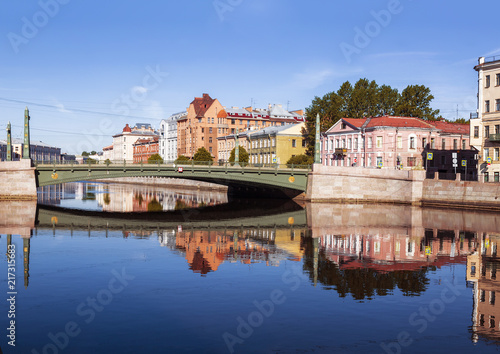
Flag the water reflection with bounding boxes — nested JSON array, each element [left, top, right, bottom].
[[37, 181, 228, 211], [468, 233, 500, 344], [4, 186, 500, 350]]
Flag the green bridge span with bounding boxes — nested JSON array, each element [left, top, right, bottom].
[[35, 162, 310, 198]]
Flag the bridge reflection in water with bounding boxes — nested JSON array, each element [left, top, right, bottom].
[[2, 199, 500, 347]]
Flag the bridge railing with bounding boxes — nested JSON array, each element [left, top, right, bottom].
[[33, 160, 312, 171]]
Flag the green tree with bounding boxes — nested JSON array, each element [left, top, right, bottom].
[[90, 150, 97, 155], [347, 78, 379, 118], [286, 154, 314, 167], [81, 151, 89, 156], [148, 153, 163, 164], [395, 85, 440, 121], [377, 85, 399, 116], [228, 146, 249, 164], [193, 147, 213, 163], [104, 159, 111, 165], [175, 155, 190, 163], [86, 158, 98, 164], [303, 91, 343, 156]]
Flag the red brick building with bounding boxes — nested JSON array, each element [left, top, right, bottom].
[[133, 136, 159, 163]]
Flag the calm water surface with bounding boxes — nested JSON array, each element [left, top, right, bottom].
[[1, 182, 499, 353]]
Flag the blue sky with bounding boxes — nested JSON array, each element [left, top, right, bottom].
[[0, 0, 498, 154]]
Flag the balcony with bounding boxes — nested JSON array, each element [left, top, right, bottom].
[[489, 134, 500, 142]]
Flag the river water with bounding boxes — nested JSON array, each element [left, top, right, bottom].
[[1, 181, 499, 353]]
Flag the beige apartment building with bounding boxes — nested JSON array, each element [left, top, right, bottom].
[[471, 56, 500, 182], [177, 93, 225, 158]]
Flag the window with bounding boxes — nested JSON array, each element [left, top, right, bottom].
[[486, 100, 490, 113], [368, 137, 372, 149], [462, 140, 466, 149], [292, 139, 296, 148], [209, 137, 212, 143], [422, 137, 427, 148], [348, 138, 352, 149], [368, 156, 372, 166], [354, 138, 358, 150], [497, 99, 500, 112], [342, 139, 346, 148], [231, 119, 235, 125], [376, 136, 383, 148], [441, 139, 445, 150], [453, 139, 458, 150], [496, 125, 500, 135], [198, 118, 202, 123], [209, 127, 212, 133], [335, 139, 339, 148], [209, 147, 212, 153], [212, 118, 214, 124], [486, 75, 491, 88], [497, 73, 500, 86], [486, 125, 490, 138], [495, 148, 499, 161], [496, 172, 500, 182], [341, 122, 346, 129], [376, 156, 383, 167], [302, 139, 306, 147], [485, 172, 489, 182], [397, 136, 402, 149], [485, 148, 490, 158], [410, 136, 416, 149], [474, 126, 479, 138], [407, 157, 417, 167]]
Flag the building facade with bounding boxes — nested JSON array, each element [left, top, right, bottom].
[[471, 56, 500, 182], [0, 138, 61, 162], [112, 124, 158, 162], [321, 116, 471, 170], [159, 111, 187, 162], [133, 136, 159, 163], [177, 94, 225, 158]]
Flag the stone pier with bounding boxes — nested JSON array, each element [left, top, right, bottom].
[[0, 160, 37, 200]]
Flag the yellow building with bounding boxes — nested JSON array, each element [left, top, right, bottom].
[[247, 123, 306, 165]]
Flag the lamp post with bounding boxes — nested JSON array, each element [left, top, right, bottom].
[[6, 121, 12, 161], [234, 128, 240, 166], [23, 107, 30, 159]]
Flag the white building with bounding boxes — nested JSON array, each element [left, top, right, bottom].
[[112, 124, 158, 162], [471, 56, 500, 182], [159, 111, 187, 162]]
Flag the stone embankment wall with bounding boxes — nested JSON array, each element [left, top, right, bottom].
[[307, 164, 500, 210], [91, 176, 228, 191], [0, 160, 37, 200]]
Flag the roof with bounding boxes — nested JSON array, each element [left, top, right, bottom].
[[364, 116, 436, 129], [190, 93, 215, 117], [343, 118, 367, 128], [430, 120, 469, 135], [11, 138, 60, 149], [133, 136, 159, 146]]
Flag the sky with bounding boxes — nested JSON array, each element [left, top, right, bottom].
[[0, 0, 499, 154]]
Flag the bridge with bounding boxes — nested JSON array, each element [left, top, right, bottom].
[[34, 161, 310, 199]]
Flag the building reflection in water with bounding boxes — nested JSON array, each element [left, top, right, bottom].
[[467, 233, 500, 344], [37, 182, 229, 212], [158, 227, 304, 275]]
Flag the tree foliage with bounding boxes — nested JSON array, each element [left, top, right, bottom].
[[286, 154, 314, 166], [193, 147, 213, 162], [175, 155, 190, 163], [304, 78, 440, 155], [147, 153, 163, 164], [228, 146, 249, 164]]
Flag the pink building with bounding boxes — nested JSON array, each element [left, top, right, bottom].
[[321, 116, 470, 169]]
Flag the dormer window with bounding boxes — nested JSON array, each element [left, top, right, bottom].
[[341, 122, 346, 129]]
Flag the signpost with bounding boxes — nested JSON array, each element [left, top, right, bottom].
[[462, 160, 467, 181], [426, 152, 433, 171]]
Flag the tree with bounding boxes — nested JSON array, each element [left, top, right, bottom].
[[193, 147, 213, 163], [395, 85, 440, 121], [148, 153, 163, 164], [147, 198, 162, 212], [347, 78, 379, 118], [86, 158, 98, 164], [286, 154, 314, 167], [228, 146, 249, 164], [81, 151, 89, 156], [377, 85, 399, 116], [90, 150, 97, 156], [175, 155, 190, 163]]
